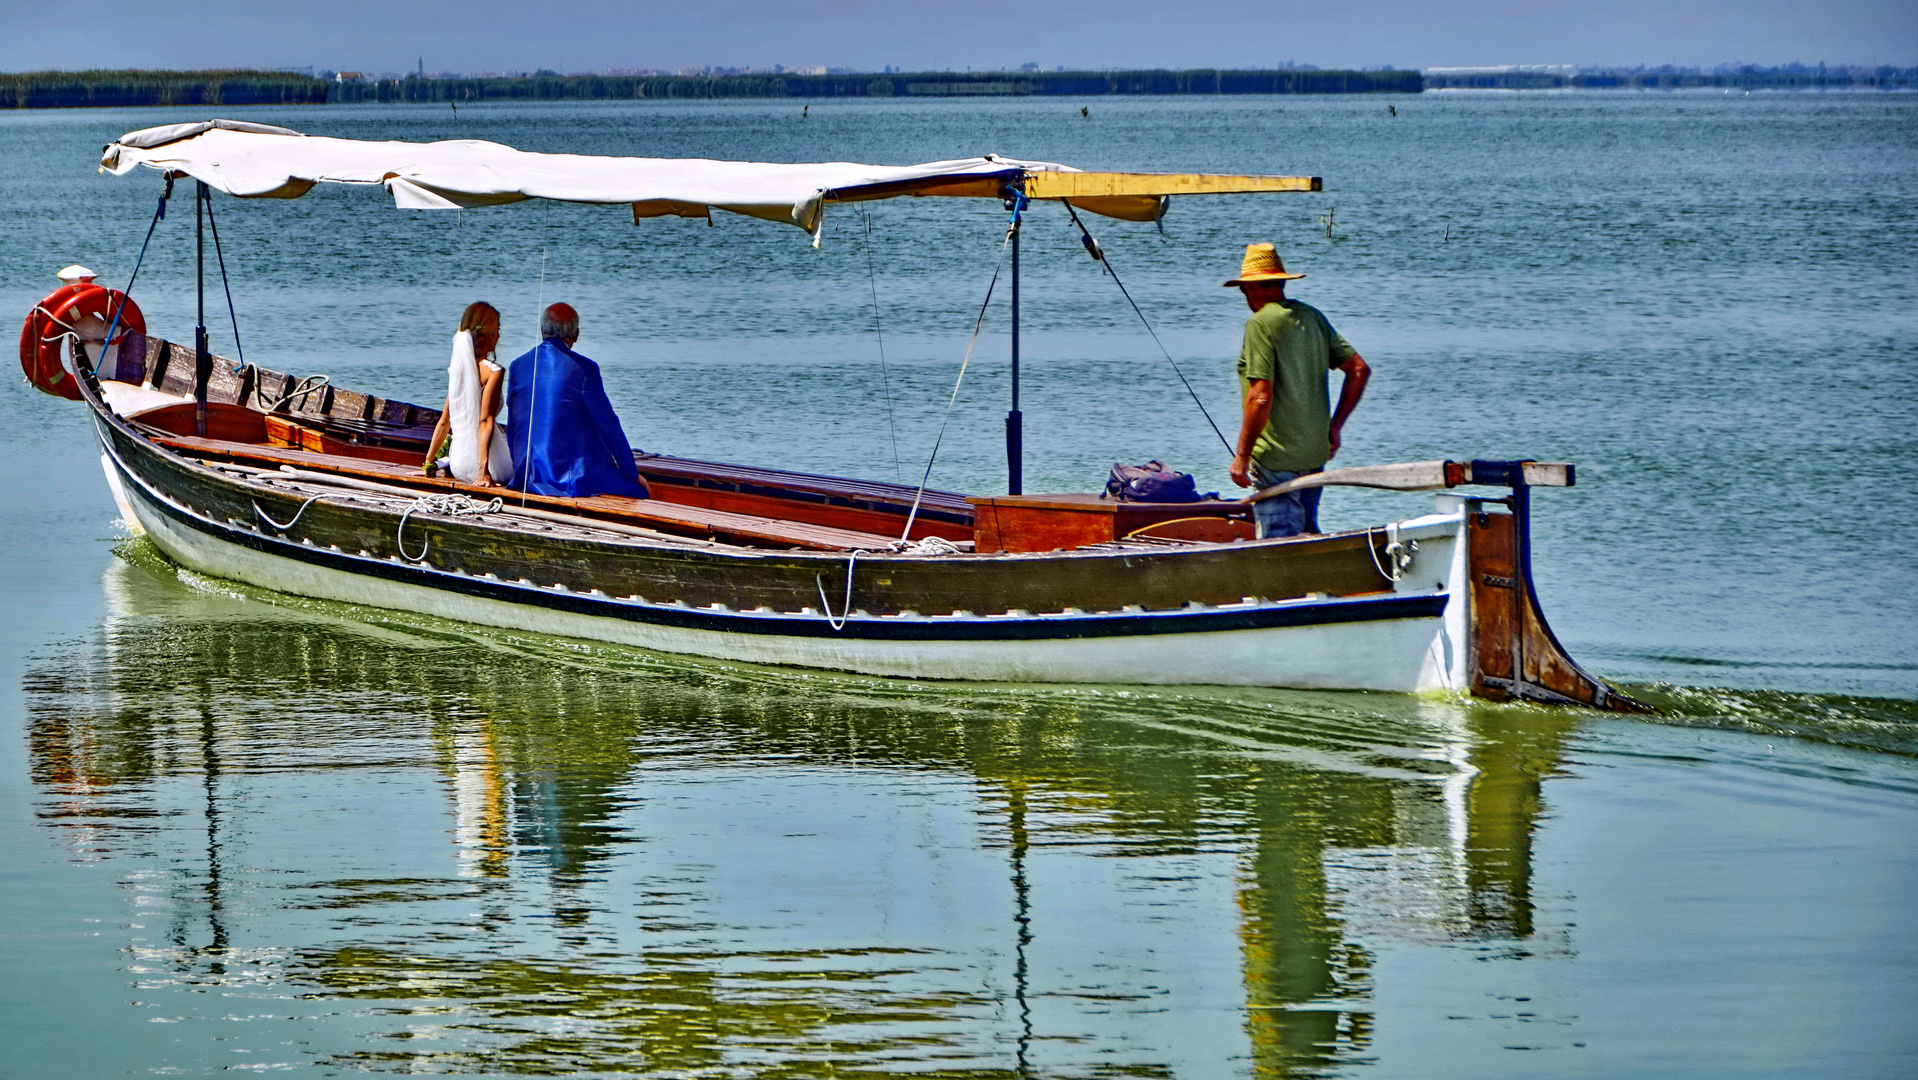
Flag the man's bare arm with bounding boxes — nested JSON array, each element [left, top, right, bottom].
[[1327, 353, 1370, 460], [1230, 378, 1274, 488]]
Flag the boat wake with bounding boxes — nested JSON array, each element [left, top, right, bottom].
[[1623, 683, 1918, 759]]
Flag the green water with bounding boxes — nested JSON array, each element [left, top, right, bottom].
[[2, 94, 1915, 1076]]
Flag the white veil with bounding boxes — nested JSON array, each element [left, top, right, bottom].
[[444, 330, 513, 484]]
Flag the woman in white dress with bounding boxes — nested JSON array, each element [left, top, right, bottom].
[[421, 302, 513, 486]]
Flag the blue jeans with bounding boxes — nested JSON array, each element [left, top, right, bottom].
[[1250, 465, 1322, 539]]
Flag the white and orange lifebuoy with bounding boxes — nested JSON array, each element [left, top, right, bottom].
[[19, 281, 146, 400]]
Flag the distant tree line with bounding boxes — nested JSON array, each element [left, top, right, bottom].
[[0, 70, 327, 109], [9, 64, 1910, 111], [328, 68, 1423, 102], [1423, 65, 1917, 91]]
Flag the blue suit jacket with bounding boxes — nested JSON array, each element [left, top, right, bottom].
[[504, 339, 647, 499]]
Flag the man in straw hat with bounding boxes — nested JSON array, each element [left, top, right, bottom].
[[1224, 243, 1370, 538]]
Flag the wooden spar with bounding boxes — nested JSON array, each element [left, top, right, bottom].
[[825, 171, 1323, 223], [1022, 172, 1322, 198]]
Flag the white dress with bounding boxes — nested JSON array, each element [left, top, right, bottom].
[[444, 330, 514, 484]]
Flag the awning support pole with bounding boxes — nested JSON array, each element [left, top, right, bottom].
[[194, 180, 209, 438], [1004, 187, 1028, 496]]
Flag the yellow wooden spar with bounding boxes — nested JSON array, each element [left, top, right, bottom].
[[1034, 172, 1320, 221], [1025, 172, 1322, 197], [828, 170, 1323, 221]]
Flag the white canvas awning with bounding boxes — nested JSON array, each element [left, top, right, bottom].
[[101, 119, 1320, 235]]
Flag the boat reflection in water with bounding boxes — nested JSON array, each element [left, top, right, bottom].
[[25, 546, 1584, 1076]]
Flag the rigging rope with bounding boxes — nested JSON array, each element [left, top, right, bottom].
[[263, 373, 329, 412], [897, 218, 1014, 542], [85, 176, 173, 380], [202, 191, 246, 373], [1061, 203, 1233, 453], [862, 210, 904, 484]]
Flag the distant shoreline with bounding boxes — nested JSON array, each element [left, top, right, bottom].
[[1423, 66, 1914, 92], [4, 66, 1912, 110]]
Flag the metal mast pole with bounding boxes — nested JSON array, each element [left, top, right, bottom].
[[194, 180, 209, 438], [1005, 189, 1026, 495]]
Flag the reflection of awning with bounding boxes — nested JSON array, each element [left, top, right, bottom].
[[101, 119, 1320, 235]]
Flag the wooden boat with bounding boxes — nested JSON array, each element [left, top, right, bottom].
[[24, 121, 1650, 711]]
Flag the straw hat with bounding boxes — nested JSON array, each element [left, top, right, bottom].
[[1222, 243, 1305, 286]]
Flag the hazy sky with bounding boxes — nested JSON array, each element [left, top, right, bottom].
[[6, 0, 1915, 74]]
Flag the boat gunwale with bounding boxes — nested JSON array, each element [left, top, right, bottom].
[[99, 385, 1408, 570], [98, 418, 1447, 642]]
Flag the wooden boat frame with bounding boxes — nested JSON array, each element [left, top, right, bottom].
[[72, 331, 1648, 711]]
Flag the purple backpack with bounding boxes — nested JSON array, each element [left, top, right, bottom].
[[1106, 460, 1201, 503]]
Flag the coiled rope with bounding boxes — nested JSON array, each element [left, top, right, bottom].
[[813, 535, 967, 632], [255, 489, 503, 566], [398, 493, 504, 562]]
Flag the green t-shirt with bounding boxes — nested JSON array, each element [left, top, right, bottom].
[[1236, 298, 1357, 474]]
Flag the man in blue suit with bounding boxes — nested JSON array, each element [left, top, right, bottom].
[[506, 303, 648, 499]]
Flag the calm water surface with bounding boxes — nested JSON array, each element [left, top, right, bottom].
[[1, 94, 1915, 1076]]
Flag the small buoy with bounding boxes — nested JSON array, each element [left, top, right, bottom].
[[57, 264, 96, 285], [1388, 105, 1397, 117], [1080, 106, 1089, 118], [802, 104, 809, 119]]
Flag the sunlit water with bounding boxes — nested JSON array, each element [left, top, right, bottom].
[[2, 93, 1915, 1077]]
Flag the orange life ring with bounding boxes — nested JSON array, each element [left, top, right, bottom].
[[19, 283, 146, 401]]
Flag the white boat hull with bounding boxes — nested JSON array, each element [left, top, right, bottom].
[[108, 441, 1472, 692]]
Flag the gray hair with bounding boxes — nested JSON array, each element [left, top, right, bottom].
[[539, 303, 579, 342]]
